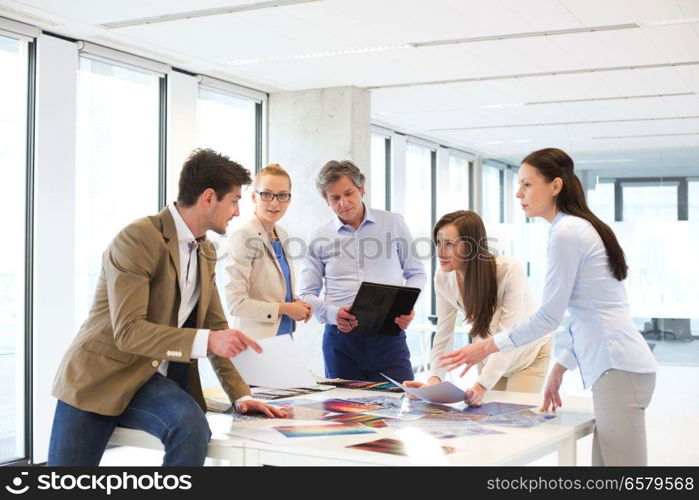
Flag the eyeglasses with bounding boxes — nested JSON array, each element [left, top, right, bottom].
[[255, 191, 291, 203]]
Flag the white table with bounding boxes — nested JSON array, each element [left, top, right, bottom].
[[107, 388, 594, 466]]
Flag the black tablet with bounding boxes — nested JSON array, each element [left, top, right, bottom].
[[348, 281, 421, 336]]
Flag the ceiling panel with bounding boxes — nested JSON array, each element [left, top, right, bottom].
[[439, 0, 541, 35], [642, 24, 699, 61], [561, 0, 685, 26], [4, 0, 699, 166], [663, 94, 699, 115], [593, 28, 668, 64], [499, 0, 582, 29], [547, 31, 625, 67], [6, 0, 254, 24], [677, 0, 699, 18]]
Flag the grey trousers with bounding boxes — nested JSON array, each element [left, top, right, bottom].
[[591, 369, 656, 466]]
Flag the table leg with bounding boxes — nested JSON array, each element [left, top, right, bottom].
[[244, 447, 261, 467], [557, 435, 577, 466]]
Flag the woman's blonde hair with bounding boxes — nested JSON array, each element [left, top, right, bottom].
[[254, 163, 291, 190]]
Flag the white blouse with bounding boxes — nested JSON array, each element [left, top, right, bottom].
[[493, 212, 657, 389], [432, 255, 551, 389]]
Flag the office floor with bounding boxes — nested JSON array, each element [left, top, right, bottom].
[[101, 356, 699, 466]]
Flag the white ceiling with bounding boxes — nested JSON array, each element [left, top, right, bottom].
[[2, 0, 699, 170]]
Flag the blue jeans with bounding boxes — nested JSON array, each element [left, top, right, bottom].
[[48, 373, 211, 466], [322, 325, 414, 382]]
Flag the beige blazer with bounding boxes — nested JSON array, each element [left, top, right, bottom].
[[51, 208, 250, 416], [224, 216, 297, 339]]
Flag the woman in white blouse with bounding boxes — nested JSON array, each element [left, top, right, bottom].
[[225, 164, 312, 339], [440, 148, 657, 466], [406, 210, 552, 406]]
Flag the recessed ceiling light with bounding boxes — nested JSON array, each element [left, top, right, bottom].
[[101, 0, 324, 29], [480, 103, 526, 109], [369, 61, 699, 90], [411, 23, 638, 47]]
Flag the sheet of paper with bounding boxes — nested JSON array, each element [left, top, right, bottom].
[[381, 373, 466, 404], [231, 335, 315, 389]]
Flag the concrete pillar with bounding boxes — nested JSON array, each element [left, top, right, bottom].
[[267, 86, 370, 375]]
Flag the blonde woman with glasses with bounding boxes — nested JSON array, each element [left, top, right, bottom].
[[225, 164, 312, 339]]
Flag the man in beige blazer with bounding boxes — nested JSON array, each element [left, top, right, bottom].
[[48, 148, 285, 466]]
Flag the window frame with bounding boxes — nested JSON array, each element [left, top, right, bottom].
[[0, 23, 36, 466]]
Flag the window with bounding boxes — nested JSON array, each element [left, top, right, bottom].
[[690, 179, 699, 221], [196, 88, 257, 237], [404, 143, 434, 326], [586, 179, 615, 224], [74, 57, 162, 328], [197, 89, 256, 172], [196, 87, 259, 387], [510, 167, 528, 225], [481, 163, 502, 224], [439, 154, 470, 216], [370, 134, 389, 210], [622, 181, 678, 222], [0, 32, 29, 464]]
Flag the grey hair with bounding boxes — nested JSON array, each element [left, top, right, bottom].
[[315, 160, 366, 198]]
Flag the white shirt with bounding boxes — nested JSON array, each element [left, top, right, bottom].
[[159, 204, 210, 376], [166, 204, 253, 410], [432, 255, 550, 389], [493, 212, 657, 389]]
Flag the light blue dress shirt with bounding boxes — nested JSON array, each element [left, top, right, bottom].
[[493, 212, 657, 389], [271, 240, 294, 335], [299, 204, 427, 326]]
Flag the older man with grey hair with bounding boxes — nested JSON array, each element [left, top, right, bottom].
[[299, 160, 427, 382]]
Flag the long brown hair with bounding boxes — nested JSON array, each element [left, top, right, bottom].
[[522, 148, 628, 280], [433, 210, 497, 339]]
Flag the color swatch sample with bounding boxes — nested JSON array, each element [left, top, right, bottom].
[[387, 419, 505, 439], [298, 398, 383, 414], [365, 407, 426, 420], [273, 423, 375, 438], [407, 401, 455, 414], [421, 412, 487, 422], [283, 406, 334, 421], [343, 395, 404, 408], [347, 438, 458, 457], [459, 402, 536, 416], [481, 410, 558, 428], [320, 380, 402, 392], [323, 413, 392, 428]]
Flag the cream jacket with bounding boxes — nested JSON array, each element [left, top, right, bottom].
[[224, 216, 298, 339]]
